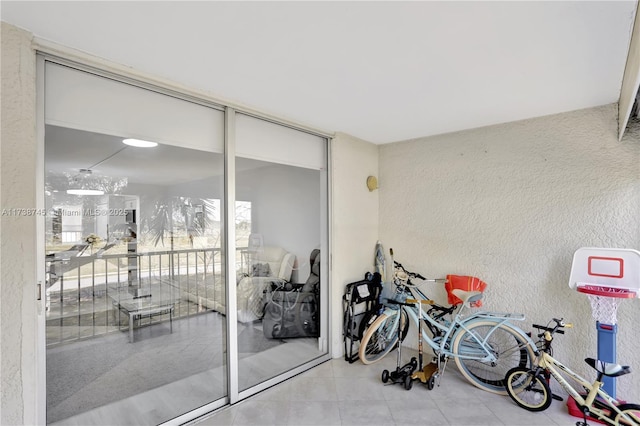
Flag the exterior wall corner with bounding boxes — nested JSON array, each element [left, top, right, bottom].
[[1, 20, 39, 426]]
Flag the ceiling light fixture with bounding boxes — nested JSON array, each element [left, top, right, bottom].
[[64, 169, 120, 196], [67, 188, 105, 195], [123, 138, 158, 148]]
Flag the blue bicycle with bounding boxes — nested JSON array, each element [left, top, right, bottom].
[[358, 255, 537, 394]]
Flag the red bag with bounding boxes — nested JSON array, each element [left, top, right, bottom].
[[445, 275, 487, 307]]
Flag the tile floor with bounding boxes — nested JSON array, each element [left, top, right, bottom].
[[195, 349, 580, 426]]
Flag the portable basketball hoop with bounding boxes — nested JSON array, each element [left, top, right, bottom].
[[577, 284, 635, 326], [569, 247, 640, 398]]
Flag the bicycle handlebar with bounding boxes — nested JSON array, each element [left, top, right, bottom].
[[533, 318, 572, 340], [393, 260, 426, 280]]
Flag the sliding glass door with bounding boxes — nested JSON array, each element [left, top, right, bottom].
[[234, 113, 327, 392], [41, 58, 329, 425], [43, 61, 227, 424]]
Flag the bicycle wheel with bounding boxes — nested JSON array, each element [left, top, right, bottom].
[[504, 367, 552, 411], [358, 309, 407, 364], [613, 404, 640, 425], [451, 320, 535, 394]]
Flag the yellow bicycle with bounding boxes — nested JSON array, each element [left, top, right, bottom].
[[505, 318, 640, 425]]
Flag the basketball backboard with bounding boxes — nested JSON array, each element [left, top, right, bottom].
[[568, 247, 640, 297]]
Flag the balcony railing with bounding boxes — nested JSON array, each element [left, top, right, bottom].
[[45, 247, 244, 346]]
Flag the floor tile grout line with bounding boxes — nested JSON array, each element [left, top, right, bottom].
[[199, 356, 580, 426]]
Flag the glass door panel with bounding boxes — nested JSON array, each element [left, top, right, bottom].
[[234, 113, 327, 391], [43, 59, 330, 422], [44, 62, 226, 424]]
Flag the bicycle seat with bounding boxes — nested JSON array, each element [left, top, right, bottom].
[[450, 289, 483, 306], [585, 358, 631, 377]]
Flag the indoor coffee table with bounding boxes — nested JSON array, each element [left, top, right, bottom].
[[110, 279, 177, 342]]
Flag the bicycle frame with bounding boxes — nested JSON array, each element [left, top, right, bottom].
[[537, 351, 634, 425], [384, 284, 534, 364]]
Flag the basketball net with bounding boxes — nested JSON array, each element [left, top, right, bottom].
[[577, 284, 635, 325]]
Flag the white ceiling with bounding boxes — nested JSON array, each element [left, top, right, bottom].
[[2, 1, 638, 144]]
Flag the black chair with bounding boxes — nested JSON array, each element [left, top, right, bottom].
[[263, 249, 320, 338]]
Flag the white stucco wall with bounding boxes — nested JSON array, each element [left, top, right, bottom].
[[379, 104, 640, 401], [330, 132, 379, 358], [0, 22, 39, 426]]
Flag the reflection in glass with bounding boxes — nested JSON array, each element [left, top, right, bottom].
[[235, 156, 325, 392], [44, 125, 226, 424], [42, 61, 329, 424]]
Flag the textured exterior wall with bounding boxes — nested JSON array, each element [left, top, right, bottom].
[[331, 132, 379, 358], [0, 22, 38, 425], [379, 104, 640, 401]]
